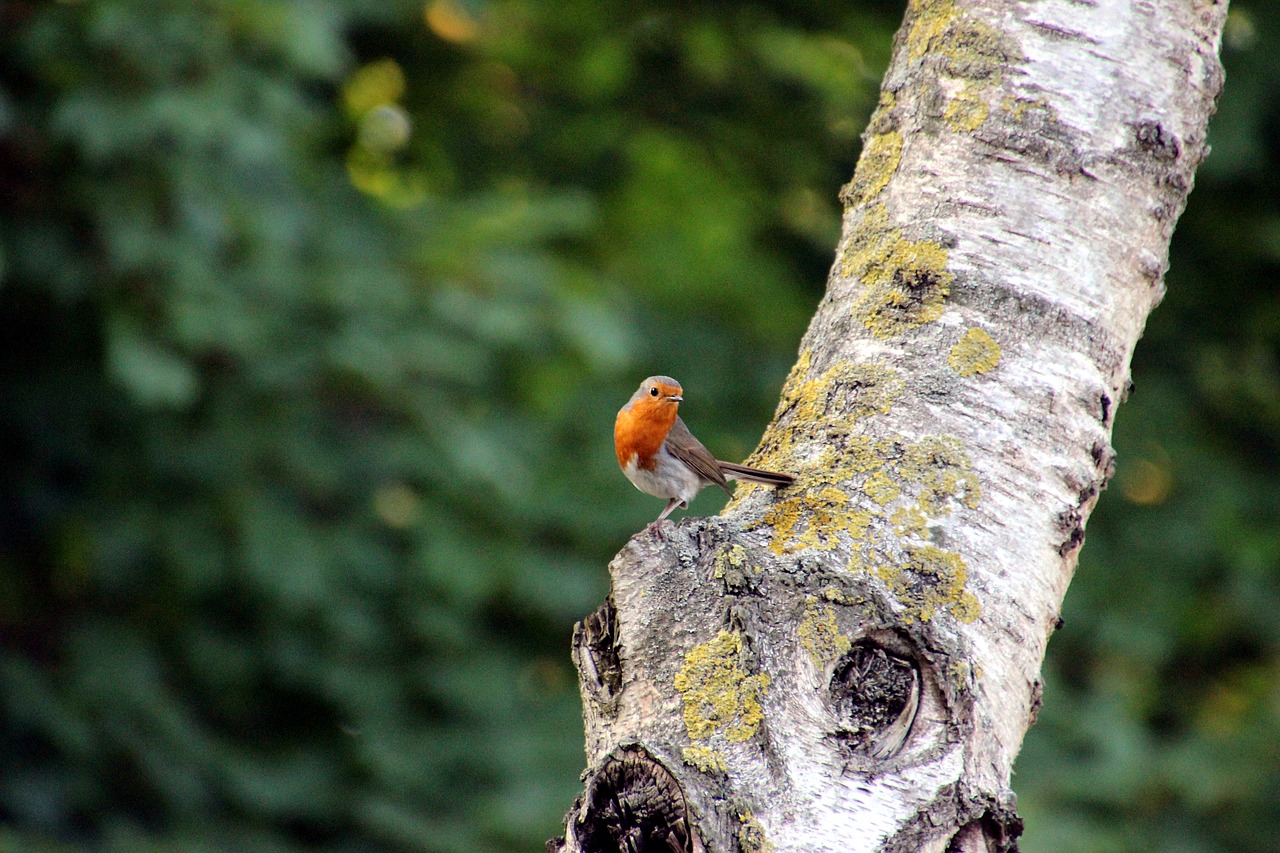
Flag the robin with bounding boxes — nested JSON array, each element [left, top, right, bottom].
[[615, 375, 794, 528]]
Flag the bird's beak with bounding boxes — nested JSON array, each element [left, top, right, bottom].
[[668, 395, 683, 402]]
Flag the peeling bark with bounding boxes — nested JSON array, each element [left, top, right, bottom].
[[556, 1, 1227, 850]]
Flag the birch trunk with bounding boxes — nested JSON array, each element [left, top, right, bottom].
[[553, 1, 1227, 850]]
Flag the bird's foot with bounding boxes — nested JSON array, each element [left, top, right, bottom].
[[643, 519, 669, 542]]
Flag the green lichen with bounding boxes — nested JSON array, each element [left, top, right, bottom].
[[844, 205, 954, 340], [738, 812, 776, 853], [878, 544, 981, 623], [682, 745, 727, 775], [798, 598, 853, 669], [948, 327, 1002, 376], [944, 84, 989, 132], [674, 631, 770, 743], [863, 470, 902, 505], [713, 545, 744, 579]]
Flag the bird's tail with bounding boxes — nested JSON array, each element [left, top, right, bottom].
[[718, 461, 794, 488]]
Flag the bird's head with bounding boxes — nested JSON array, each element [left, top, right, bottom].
[[629, 375, 683, 410]]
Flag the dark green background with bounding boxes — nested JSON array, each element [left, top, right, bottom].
[[0, 2, 1274, 851]]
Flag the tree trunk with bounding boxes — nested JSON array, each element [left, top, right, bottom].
[[552, 1, 1227, 851]]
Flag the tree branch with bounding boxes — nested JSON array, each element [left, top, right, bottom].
[[554, 1, 1227, 850]]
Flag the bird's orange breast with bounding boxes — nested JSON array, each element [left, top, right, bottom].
[[615, 399, 678, 471]]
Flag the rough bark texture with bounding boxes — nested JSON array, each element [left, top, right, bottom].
[[553, 1, 1227, 851]]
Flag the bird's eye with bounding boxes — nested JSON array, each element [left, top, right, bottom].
[[649, 387, 659, 397]]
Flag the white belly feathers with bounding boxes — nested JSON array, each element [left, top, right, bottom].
[[622, 445, 704, 507]]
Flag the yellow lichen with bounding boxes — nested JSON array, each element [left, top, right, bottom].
[[715, 545, 763, 590], [843, 130, 903, 207], [905, 0, 1020, 79], [880, 544, 981, 623], [844, 205, 954, 340], [862, 470, 902, 505], [781, 357, 904, 432], [948, 327, 1002, 376], [895, 434, 981, 513], [889, 500, 930, 538], [839, 436, 889, 474], [905, 0, 1019, 142], [848, 363, 907, 419], [777, 348, 814, 409], [760, 487, 874, 556], [905, 0, 955, 62], [1001, 94, 1057, 124], [674, 631, 770, 743], [738, 812, 776, 853], [948, 659, 975, 692], [728, 327, 987, 630], [738, 355, 900, 498], [748, 365, 982, 558], [752, 415, 979, 571], [938, 17, 1017, 81], [944, 84, 989, 132], [682, 745, 728, 775], [799, 599, 852, 669], [867, 90, 897, 133]]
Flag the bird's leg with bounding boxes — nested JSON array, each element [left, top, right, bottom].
[[644, 499, 684, 540], [656, 498, 683, 522]]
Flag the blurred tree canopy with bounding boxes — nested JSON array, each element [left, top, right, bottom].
[[0, 2, 1274, 852]]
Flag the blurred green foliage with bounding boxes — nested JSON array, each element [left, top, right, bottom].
[[0, 2, 1274, 852]]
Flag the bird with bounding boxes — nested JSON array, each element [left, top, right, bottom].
[[614, 375, 794, 529]]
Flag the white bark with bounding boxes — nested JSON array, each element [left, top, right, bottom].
[[554, 1, 1227, 851]]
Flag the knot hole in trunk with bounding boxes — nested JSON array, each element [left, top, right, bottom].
[[552, 744, 697, 853]]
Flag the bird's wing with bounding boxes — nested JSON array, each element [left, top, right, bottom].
[[665, 417, 732, 496]]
